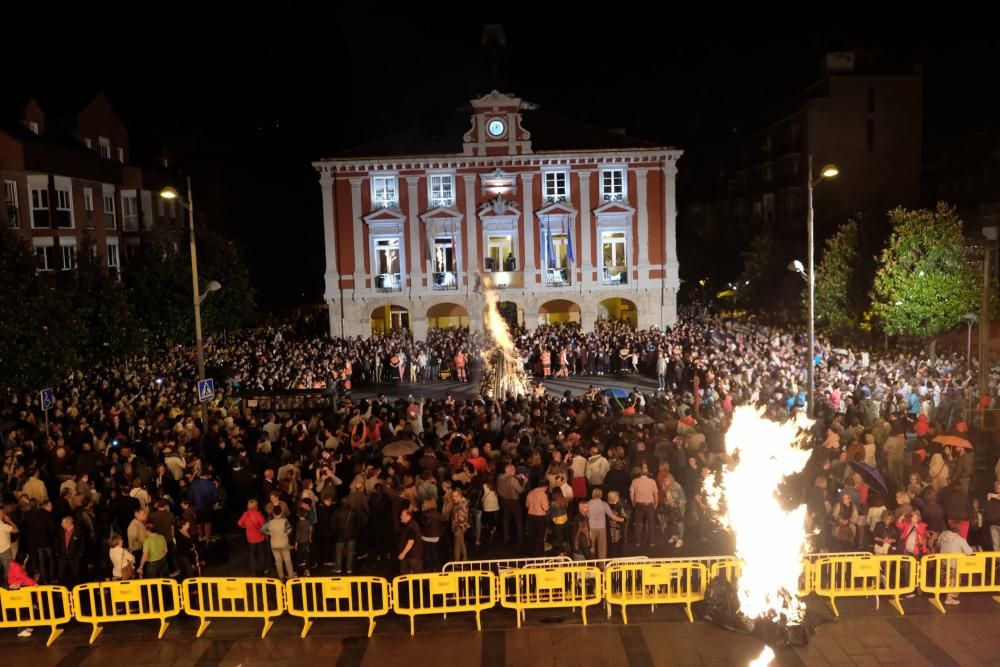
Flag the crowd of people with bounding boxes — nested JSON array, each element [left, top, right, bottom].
[[1, 310, 999, 609]]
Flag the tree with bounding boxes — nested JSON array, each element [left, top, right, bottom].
[[0, 229, 80, 393], [810, 220, 863, 336], [197, 228, 255, 335], [736, 230, 778, 310], [871, 204, 979, 342]]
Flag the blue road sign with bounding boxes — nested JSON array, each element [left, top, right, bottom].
[[40, 388, 55, 411], [197, 378, 216, 403]]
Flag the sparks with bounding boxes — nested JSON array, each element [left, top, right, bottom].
[[748, 646, 775, 667], [479, 274, 530, 398]]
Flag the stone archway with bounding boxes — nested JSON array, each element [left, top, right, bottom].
[[538, 299, 581, 325], [371, 304, 410, 333], [427, 302, 470, 330], [597, 297, 638, 328]]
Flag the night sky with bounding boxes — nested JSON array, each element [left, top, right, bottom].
[[6, 8, 1000, 308]]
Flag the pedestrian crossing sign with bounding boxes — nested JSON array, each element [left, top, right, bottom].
[[198, 378, 215, 403]]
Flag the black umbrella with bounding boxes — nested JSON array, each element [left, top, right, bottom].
[[848, 461, 888, 496]]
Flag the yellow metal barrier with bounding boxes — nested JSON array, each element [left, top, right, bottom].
[[920, 551, 1000, 614], [499, 566, 603, 628], [0, 585, 73, 646], [709, 557, 812, 597], [813, 554, 916, 616], [285, 576, 391, 637], [73, 579, 182, 644], [182, 577, 285, 638], [605, 561, 706, 623], [392, 571, 496, 636]]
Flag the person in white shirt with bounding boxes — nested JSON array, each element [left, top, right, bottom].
[[0, 507, 18, 580], [938, 520, 974, 606]]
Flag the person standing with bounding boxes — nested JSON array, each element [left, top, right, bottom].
[[587, 489, 623, 560], [237, 499, 269, 576], [127, 509, 149, 567], [334, 497, 359, 574], [25, 500, 57, 584], [175, 519, 201, 578], [263, 507, 295, 579], [0, 507, 19, 582], [938, 520, 974, 606], [630, 470, 659, 548], [137, 523, 168, 579], [397, 509, 423, 574], [108, 535, 135, 580], [497, 464, 525, 544], [450, 488, 470, 561], [526, 480, 550, 555], [56, 517, 84, 586]]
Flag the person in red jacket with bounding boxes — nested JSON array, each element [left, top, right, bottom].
[[237, 499, 268, 576], [7, 552, 37, 637]]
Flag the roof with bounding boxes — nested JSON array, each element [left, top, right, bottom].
[[328, 107, 668, 160]]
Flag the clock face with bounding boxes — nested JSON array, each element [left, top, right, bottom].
[[487, 119, 506, 137]]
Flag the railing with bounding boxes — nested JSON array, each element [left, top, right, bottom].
[[431, 271, 458, 290], [546, 268, 571, 286], [375, 273, 402, 292], [602, 267, 628, 285]]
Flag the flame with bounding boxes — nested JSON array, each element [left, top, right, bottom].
[[479, 274, 530, 398], [706, 406, 812, 628], [748, 646, 775, 667]]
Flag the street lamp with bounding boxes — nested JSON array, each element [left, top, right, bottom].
[[795, 156, 839, 417], [161, 177, 219, 427], [963, 312, 977, 364]]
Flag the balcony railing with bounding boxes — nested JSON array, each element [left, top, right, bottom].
[[375, 273, 402, 292], [432, 271, 458, 290], [602, 266, 629, 285], [546, 267, 571, 286]]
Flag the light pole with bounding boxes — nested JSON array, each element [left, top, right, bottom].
[[161, 178, 221, 427], [963, 312, 978, 365], [789, 156, 838, 417]]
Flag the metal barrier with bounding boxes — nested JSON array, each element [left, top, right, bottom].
[[285, 576, 391, 637], [499, 566, 603, 628], [709, 557, 813, 597], [605, 561, 707, 623], [813, 554, 917, 616], [442, 556, 571, 574], [72, 579, 182, 644], [920, 551, 1000, 614], [523, 556, 648, 570], [392, 571, 496, 636], [182, 577, 285, 638], [0, 585, 73, 646]]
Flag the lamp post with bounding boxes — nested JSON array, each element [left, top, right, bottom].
[[963, 312, 978, 365], [161, 178, 220, 427], [789, 156, 838, 417]]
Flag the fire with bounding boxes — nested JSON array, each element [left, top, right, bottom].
[[479, 274, 530, 398], [748, 646, 775, 667], [705, 406, 812, 664]]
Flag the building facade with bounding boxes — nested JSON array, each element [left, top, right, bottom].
[[315, 91, 682, 339], [0, 93, 182, 274]]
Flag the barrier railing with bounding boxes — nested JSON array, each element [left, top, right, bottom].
[[392, 571, 496, 635], [182, 577, 285, 638], [72, 579, 182, 644], [605, 561, 707, 623], [285, 576, 392, 637], [499, 566, 603, 628], [442, 556, 571, 573], [920, 551, 1000, 614], [0, 585, 73, 646], [523, 556, 648, 570], [709, 556, 816, 597], [813, 554, 917, 616]]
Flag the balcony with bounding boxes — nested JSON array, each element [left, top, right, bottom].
[[7, 205, 18, 228], [375, 273, 402, 292], [431, 271, 458, 290], [486, 270, 522, 290], [602, 266, 629, 285], [546, 267, 571, 287]]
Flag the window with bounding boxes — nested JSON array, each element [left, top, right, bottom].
[[867, 119, 875, 152], [60, 240, 76, 271], [4, 180, 18, 228], [542, 227, 570, 284], [601, 231, 628, 284], [99, 136, 110, 159], [102, 187, 117, 229], [84, 137, 92, 149], [371, 175, 398, 208], [106, 239, 120, 271], [117, 147, 124, 163], [83, 187, 95, 228], [543, 170, 568, 203], [122, 191, 138, 230], [54, 180, 73, 228], [429, 174, 455, 207], [868, 87, 875, 114], [432, 236, 458, 289], [373, 237, 402, 291], [30, 184, 50, 228], [33, 238, 55, 271], [486, 234, 514, 271], [29, 121, 39, 135], [600, 168, 626, 201]]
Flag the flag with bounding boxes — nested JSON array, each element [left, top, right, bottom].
[[450, 220, 457, 273], [546, 218, 556, 269], [565, 217, 575, 264]]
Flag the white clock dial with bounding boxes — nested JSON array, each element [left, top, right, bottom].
[[487, 119, 506, 137]]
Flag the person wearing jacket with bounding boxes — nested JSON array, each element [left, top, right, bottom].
[[585, 447, 610, 491], [24, 500, 57, 584], [263, 506, 294, 579], [237, 499, 268, 576], [56, 516, 84, 586], [190, 472, 218, 542], [896, 509, 928, 599], [334, 497, 360, 574], [314, 495, 337, 567]]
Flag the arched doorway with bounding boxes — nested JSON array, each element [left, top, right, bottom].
[[371, 305, 410, 333], [597, 297, 638, 328], [485, 300, 523, 331], [427, 302, 470, 329], [538, 299, 581, 325]]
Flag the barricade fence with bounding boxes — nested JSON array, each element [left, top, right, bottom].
[[9, 552, 1000, 645], [442, 556, 571, 573]]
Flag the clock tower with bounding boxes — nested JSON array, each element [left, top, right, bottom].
[[462, 90, 534, 157]]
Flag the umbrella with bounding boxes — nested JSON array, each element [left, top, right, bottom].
[[601, 387, 630, 399], [617, 413, 654, 426], [932, 435, 973, 450], [848, 461, 888, 496], [381, 439, 419, 457]]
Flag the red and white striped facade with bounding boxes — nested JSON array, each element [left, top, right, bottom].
[[314, 91, 682, 339]]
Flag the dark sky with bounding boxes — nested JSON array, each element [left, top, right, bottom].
[[6, 8, 1000, 306]]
